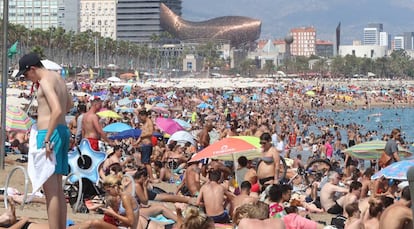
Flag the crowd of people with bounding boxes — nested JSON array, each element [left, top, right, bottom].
[[2, 53, 414, 228]]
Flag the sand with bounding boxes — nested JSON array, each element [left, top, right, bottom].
[[0, 155, 337, 227]]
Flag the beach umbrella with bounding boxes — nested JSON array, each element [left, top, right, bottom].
[[343, 140, 412, 160], [41, 59, 62, 71], [107, 76, 121, 82], [189, 136, 261, 162], [155, 103, 168, 108], [117, 98, 133, 106], [119, 72, 135, 79], [305, 90, 316, 97], [155, 117, 184, 135], [371, 160, 414, 180], [103, 123, 132, 133], [115, 106, 134, 113], [173, 118, 191, 129], [97, 110, 121, 119], [109, 129, 142, 140], [197, 102, 213, 109], [167, 130, 196, 146], [151, 106, 170, 115], [5, 105, 33, 131]]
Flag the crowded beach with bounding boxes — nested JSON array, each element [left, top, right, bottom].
[[1, 72, 414, 229]]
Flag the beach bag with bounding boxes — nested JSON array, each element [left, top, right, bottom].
[[379, 151, 392, 168], [330, 214, 346, 229]]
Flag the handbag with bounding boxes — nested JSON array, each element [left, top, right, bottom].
[[379, 151, 392, 168]]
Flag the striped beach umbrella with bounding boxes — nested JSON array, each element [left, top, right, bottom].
[[5, 105, 33, 131], [344, 140, 412, 160]]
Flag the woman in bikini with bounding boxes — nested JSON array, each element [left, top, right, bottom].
[[256, 132, 282, 191], [69, 174, 139, 229]]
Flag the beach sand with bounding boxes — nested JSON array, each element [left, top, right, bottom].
[[1, 155, 336, 227]]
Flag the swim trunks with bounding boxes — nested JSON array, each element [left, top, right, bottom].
[[86, 138, 100, 151], [327, 201, 343, 215], [140, 144, 152, 164], [210, 211, 230, 223], [37, 124, 70, 175]]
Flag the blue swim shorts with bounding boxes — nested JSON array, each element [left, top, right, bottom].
[[37, 124, 70, 175]]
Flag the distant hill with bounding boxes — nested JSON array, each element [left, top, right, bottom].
[[182, 0, 414, 44]]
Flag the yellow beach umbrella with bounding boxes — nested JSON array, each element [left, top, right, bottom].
[[97, 110, 121, 119]]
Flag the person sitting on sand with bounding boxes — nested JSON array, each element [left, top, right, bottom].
[[379, 186, 413, 229], [344, 202, 362, 229], [320, 171, 348, 214], [229, 181, 258, 217], [341, 181, 362, 217], [68, 174, 139, 229], [233, 202, 285, 229], [196, 170, 233, 224], [176, 161, 201, 197]]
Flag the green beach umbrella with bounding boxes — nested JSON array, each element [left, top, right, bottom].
[[344, 140, 412, 160]]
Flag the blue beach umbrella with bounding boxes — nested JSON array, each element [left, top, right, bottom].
[[103, 123, 133, 133], [109, 128, 142, 140], [173, 118, 191, 129]]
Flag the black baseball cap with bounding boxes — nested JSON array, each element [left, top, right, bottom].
[[16, 53, 42, 77]]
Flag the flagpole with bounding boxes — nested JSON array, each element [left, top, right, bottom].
[[1, 0, 9, 170]]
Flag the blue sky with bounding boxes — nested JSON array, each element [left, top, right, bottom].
[[182, 0, 414, 43]]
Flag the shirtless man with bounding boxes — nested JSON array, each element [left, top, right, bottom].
[[82, 96, 111, 151], [18, 53, 72, 229], [134, 110, 154, 180], [380, 186, 412, 229], [320, 171, 348, 214], [342, 181, 362, 216], [360, 168, 374, 198], [196, 170, 232, 223], [229, 181, 257, 217], [176, 161, 201, 197]]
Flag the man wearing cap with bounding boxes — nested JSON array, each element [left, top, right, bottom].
[[81, 96, 111, 151], [17, 52, 72, 229]]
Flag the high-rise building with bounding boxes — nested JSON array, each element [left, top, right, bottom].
[[363, 23, 383, 45], [393, 36, 404, 50], [80, 0, 117, 39], [58, 0, 80, 32], [403, 32, 414, 50], [117, 0, 182, 43], [290, 27, 316, 57], [379, 31, 391, 49], [3, 0, 60, 30]]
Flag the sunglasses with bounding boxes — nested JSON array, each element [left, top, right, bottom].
[[260, 141, 268, 145]]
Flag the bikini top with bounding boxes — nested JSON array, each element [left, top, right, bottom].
[[118, 197, 139, 216], [261, 156, 274, 164]]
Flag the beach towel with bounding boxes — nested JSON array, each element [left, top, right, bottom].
[[27, 124, 56, 201]]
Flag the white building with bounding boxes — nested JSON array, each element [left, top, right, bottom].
[[339, 45, 387, 59], [364, 23, 383, 45], [379, 32, 391, 49], [393, 36, 404, 50], [80, 0, 117, 39]]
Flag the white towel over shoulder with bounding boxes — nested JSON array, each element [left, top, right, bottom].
[[27, 124, 56, 195]]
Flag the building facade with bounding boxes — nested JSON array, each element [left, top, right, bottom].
[[5, 0, 59, 29], [117, 0, 182, 43], [290, 27, 316, 57], [57, 0, 80, 32], [403, 32, 414, 50], [379, 31, 391, 49], [393, 36, 404, 50], [363, 23, 383, 45], [339, 44, 387, 59], [79, 0, 117, 39], [315, 40, 333, 57]]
